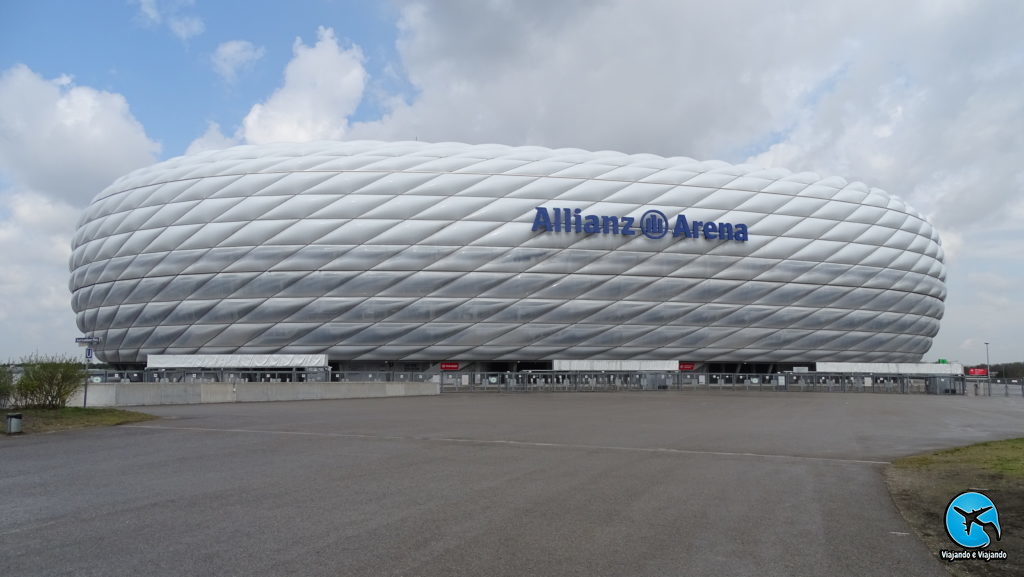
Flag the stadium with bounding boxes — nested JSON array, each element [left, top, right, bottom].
[[69, 141, 946, 374]]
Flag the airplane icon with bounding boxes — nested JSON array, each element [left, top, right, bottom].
[[953, 506, 1002, 541]]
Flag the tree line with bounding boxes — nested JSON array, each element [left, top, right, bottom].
[[991, 362, 1024, 379]]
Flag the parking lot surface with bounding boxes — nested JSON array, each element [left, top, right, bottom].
[[3, 391, 1022, 576]]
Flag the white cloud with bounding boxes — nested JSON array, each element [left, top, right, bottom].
[[212, 40, 266, 83], [352, 1, 822, 153], [0, 65, 160, 205], [241, 26, 366, 144], [0, 65, 160, 359], [937, 229, 963, 263], [168, 15, 205, 41], [137, 0, 161, 24], [186, 121, 238, 154], [0, 192, 82, 360], [132, 0, 204, 41]]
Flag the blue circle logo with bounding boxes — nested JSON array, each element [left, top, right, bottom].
[[945, 491, 1001, 549], [639, 210, 669, 239]]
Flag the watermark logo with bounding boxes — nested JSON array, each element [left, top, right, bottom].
[[940, 491, 1007, 562]]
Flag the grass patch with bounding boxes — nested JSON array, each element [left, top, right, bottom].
[[887, 437, 1024, 577], [2, 407, 157, 435], [897, 438, 1024, 478]]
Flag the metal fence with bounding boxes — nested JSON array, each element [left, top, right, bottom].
[[78, 367, 972, 395], [438, 371, 966, 394], [967, 379, 1024, 397]]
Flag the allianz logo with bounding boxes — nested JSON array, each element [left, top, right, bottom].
[[531, 207, 749, 241]]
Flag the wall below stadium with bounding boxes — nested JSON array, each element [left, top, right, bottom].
[[69, 379, 440, 407]]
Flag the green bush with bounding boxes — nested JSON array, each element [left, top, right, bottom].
[[16, 356, 87, 409], [0, 365, 12, 408]]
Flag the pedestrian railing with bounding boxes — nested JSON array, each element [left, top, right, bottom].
[[78, 367, 971, 395], [438, 371, 966, 395]]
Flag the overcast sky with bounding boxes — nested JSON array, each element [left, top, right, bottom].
[[1, 0, 1021, 365]]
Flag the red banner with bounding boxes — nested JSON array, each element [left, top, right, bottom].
[[967, 367, 988, 376], [440, 362, 460, 371], [678, 362, 696, 371]]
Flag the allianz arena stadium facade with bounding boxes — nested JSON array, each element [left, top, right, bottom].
[[69, 141, 946, 369]]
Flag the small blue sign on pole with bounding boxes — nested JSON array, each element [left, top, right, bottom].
[[85, 347, 93, 359]]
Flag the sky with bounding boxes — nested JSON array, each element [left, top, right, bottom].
[[0, 0, 1021, 366]]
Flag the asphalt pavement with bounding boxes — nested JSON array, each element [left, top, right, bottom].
[[2, 391, 1022, 576]]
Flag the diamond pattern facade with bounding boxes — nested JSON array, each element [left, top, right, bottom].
[[69, 141, 946, 365]]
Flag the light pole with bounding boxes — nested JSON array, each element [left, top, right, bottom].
[[985, 341, 992, 396]]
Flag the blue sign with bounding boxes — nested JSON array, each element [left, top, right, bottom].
[[945, 491, 1001, 549], [85, 347, 93, 359], [531, 207, 748, 241]]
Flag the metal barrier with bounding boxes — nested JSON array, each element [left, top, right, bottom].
[[968, 380, 1024, 397], [79, 368, 968, 395], [437, 371, 966, 394]]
